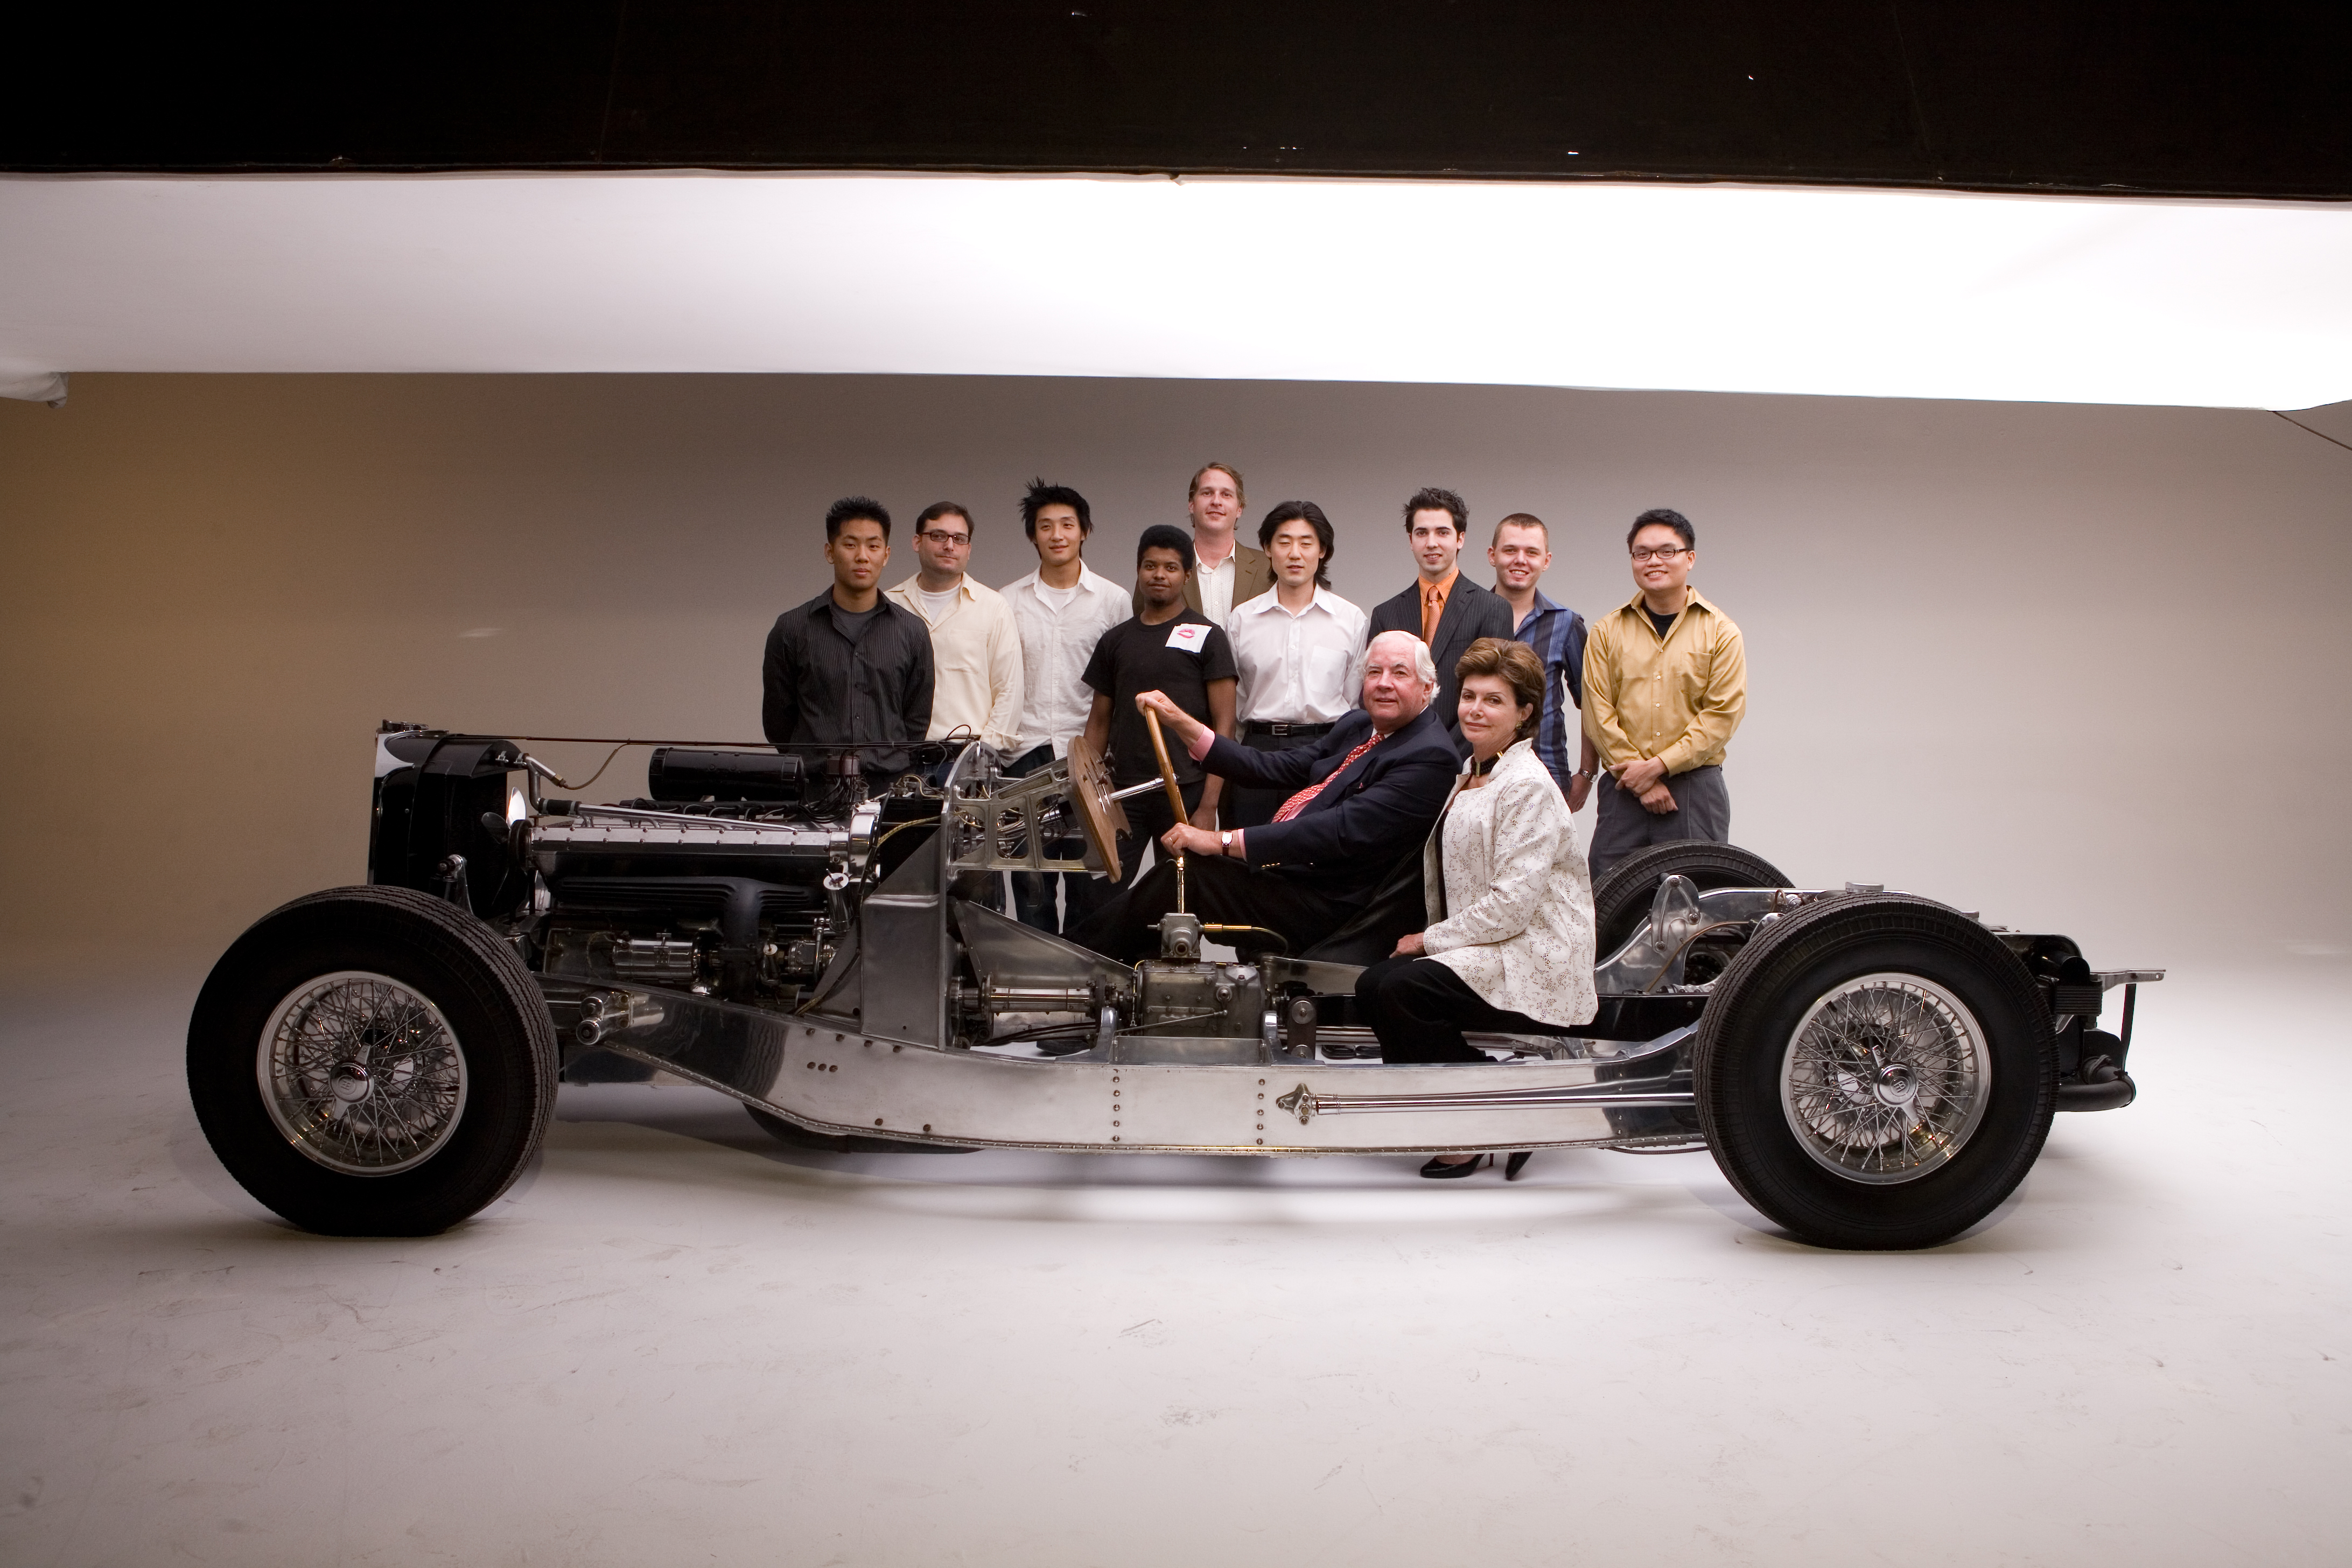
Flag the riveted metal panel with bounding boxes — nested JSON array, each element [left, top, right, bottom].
[[567, 977, 1688, 1155]]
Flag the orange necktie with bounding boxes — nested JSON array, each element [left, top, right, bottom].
[[1420, 583, 1445, 644]]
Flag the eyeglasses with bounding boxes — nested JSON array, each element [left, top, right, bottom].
[[1629, 545, 1690, 562], [916, 530, 971, 546]]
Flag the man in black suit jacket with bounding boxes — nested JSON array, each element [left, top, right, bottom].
[[1070, 631, 1459, 964], [1366, 487, 1515, 743]]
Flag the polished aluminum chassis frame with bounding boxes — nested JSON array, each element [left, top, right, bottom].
[[529, 744, 2157, 1158], [536, 744, 1702, 1157], [549, 976, 1699, 1157]]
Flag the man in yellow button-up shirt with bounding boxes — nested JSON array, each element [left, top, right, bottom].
[[1580, 508, 1747, 877]]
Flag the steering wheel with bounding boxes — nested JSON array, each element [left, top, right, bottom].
[[1063, 732, 1129, 885], [1140, 706, 1199, 914], [1140, 706, 1193, 830]]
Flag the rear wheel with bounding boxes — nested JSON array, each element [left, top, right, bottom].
[[1593, 841, 1790, 957], [1693, 895, 2054, 1250], [188, 886, 558, 1235]]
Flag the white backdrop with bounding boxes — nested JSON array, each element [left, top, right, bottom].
[[3, 374, 2347, 975]]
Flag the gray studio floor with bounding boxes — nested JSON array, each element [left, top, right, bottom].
[[2, 962, 2347, 1567]]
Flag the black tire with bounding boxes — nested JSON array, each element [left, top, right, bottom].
[[1592, 841, 1791, 957], [188, 886, 558, 1235], [744, 1103, 976, 1154], [1693, 894, 2055, 1250]]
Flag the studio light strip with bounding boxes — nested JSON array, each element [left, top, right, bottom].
[[2, 173, 2346, 409]]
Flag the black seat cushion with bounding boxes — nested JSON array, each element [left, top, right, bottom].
[[1299, 849, 1425, 965]]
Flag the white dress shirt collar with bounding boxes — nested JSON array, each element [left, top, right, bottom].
[[1234, 584, 1340, 621], [1228, 584, 1368, 724]]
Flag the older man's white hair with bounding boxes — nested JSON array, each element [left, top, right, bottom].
[[1365, 629, 1439, 688]]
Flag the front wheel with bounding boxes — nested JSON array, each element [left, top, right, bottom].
[[1693, 895, 2054, 1250], [188, 886, 558, 1235]]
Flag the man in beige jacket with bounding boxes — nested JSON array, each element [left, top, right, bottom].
[[1580, 507, 1747, 878]]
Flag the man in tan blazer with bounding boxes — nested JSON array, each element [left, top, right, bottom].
[[1132, 461, 1272, 626]]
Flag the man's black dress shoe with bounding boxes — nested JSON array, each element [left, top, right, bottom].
[[1419, 1153, 1491, 1179]]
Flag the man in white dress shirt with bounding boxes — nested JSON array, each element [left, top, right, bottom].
[[883, 502, 1024, 769], [1224, 500, 1369, 828], [1131, 461, 1272, 626], [999, 480, 1133, 933]]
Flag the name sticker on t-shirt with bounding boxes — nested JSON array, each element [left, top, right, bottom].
[[1164, 622, 1212, 654]]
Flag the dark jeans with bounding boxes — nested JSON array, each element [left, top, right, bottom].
[[1588, 765, 1731, 880], [1355, 955, 1555, 1063], [1226, 724, 1335, 829], [1005, 744, 1109, 933], [1070, 853, 1354, 964]]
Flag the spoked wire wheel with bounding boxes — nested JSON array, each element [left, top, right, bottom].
[[190, 886, 556, 1235], [1779, 973, 1989, 1185], [258, 971, 470, 1176], [1693, 894, 2054, 1250]]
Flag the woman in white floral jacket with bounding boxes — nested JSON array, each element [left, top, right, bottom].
[[1355, 637, 1599, 1178]]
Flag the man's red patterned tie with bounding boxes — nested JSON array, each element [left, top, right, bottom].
[[1270, 733, 1383, 823]]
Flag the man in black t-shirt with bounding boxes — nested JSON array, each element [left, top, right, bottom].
[[1080, 525, 1238, 888]]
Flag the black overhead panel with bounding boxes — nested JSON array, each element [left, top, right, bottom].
[[6, 3, 2348, 199]]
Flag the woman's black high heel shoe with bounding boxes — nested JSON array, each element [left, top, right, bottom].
[[1504, 1151, 1533, 1181], [1419, 1153, 1492, 1179]]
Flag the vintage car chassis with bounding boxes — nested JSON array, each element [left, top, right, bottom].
[[185, 731, 2158, 1250]]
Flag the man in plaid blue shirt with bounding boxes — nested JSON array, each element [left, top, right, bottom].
[[1488, 513, 1598, 809]]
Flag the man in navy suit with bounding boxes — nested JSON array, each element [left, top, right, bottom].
[[1365, 487, 1514, 745], [1070, 631, 1460, 963]]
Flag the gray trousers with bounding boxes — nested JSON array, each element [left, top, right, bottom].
[[1589, 765, 1731, 879]]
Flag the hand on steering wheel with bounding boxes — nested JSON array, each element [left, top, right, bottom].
[[1134, 690, 1206, 751]]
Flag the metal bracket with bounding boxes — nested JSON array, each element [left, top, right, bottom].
[[571, 988, 667, 1046], [1278, 1076, 1691, 1124]]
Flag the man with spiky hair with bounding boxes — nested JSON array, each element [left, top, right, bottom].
[[761, 496, 934, 781], [999, 479, 1132, 932]]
